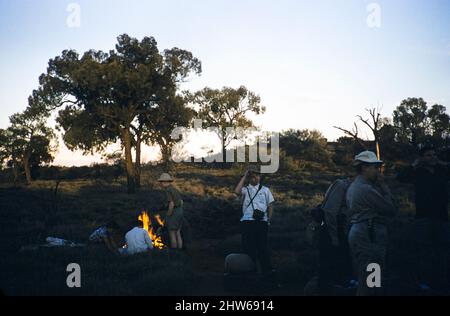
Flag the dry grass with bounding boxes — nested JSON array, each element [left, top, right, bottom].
[[0, 163, 436, 295]]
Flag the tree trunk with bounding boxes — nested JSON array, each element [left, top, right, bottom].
[[375, 140, 385, 175], [222, 132, 227, 164], [23, 154, 32, 185], [135, 131, 142, 189], [375, 141, 381, 160], [123, 127, 136, 194], [12, 159, 19, 186], [159, 138, 172, 170]]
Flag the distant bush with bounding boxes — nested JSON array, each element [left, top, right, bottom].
[[32, 164, 125, 182], [280, 129, 334, 165]]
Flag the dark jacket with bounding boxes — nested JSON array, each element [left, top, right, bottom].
[[397, 164, 450, 222]]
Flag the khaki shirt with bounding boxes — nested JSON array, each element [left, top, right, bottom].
[[166, 186, 183, 208], [346, 175, 397, 224]]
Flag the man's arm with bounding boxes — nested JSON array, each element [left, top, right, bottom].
[[363, 184, 397, 216], [167, 201, 175, 217], [144, 230, 153, 249], [396, 159, 420, 183], [234, 171, 249, 195], [266, 189, 275, 223], [267, 203, 273, 223], [436, 160, 450, 180]]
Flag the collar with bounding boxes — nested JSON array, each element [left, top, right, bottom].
[[248, 183, 261, 190]]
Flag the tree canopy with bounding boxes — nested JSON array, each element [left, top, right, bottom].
[[32, 34, 201, 193], [189, 86, 265, 162]]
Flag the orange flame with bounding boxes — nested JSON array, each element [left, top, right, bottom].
[[138, 211, 165, 250]]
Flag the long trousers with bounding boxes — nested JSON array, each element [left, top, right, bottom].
[[348, 221, 388, 296], [413, 218, 450, 289], [241, 220, 273, 274], [318, 225, 353, 294]]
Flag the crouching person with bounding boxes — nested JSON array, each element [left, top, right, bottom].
[[120, 219, 154, 256], [89, 220, 121, 256], [346, 151, 397, 296], [234, 165, 276, 285]]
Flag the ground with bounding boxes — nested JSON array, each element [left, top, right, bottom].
[[0, 163, 443, 295]]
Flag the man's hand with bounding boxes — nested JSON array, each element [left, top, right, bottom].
[[234, 170, 249, 195], [412, 157, 422, 168], [375, 176, 390, 195]]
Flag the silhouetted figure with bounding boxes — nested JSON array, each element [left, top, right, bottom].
[[397, 145, 450, 291], [311, 178, 354, 295], [158, 173, 184, 250]]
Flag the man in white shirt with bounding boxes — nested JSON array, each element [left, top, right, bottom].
[[234, 166, 275, 276], [122, 219, 154, 255]]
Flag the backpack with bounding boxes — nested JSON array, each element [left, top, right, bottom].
[[307, 178, 352, 247]]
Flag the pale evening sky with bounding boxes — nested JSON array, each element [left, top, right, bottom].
[[0, 0, 449, 166]]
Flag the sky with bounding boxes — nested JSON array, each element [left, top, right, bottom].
[[0, 0, 449, 166]]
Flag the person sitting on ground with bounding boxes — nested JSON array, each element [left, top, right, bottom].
[[158, 173, 184, 250], [121, 219, 154, 255], [89, 220, 121, 256]]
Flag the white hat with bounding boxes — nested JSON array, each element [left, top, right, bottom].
[[353, 151, 383, 166], [157, 173, 174, 182]]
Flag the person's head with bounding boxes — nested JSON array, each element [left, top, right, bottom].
[[353, 151, 383, 182], [247, 165, 261, 186], [136, 218, 144, 228], [355, 162, 382, 182], [419, 145, 437, 166], [157, 173, 174, 188], [105, 220, 120, 232]]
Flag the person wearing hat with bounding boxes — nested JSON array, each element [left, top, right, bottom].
[[397, 145, 450, 291], [158, 173, 184, 250], [346, 151, 397, 295], [234, 165, 276, 282]]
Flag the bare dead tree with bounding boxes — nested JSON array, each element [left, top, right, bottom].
[[333, 122, 368, 149], [357, 107, 383, 160]]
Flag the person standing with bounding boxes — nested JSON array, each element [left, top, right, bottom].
[[234, 165, 275, 279], [158, 173, 185, 250], [346, 151, 397, 296], [397, 145, 450, 291]]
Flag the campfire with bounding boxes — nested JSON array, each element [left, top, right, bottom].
[[138, 211, 166, 250]]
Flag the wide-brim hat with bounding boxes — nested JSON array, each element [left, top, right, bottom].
[[353, 151, 383, 166], [157, 173, 174, 182]]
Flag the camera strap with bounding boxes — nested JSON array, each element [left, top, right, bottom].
[[246, 184, 263, 211]]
